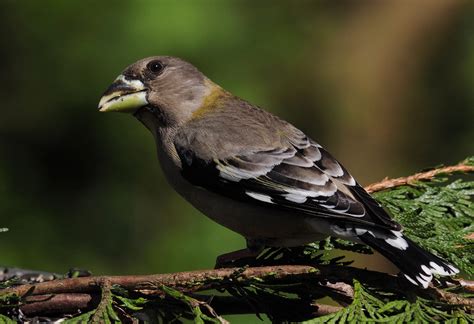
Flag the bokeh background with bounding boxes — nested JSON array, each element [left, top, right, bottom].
[[0, 0, 473, 292]]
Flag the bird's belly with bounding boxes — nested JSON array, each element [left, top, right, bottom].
[[167, 169, 326, 246], [185, 185, 327, 246], [156, 143, 327, 247]]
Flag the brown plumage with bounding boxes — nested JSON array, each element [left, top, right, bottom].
[[98, 56, 458, 288]]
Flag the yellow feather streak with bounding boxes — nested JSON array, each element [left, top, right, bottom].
[[191, 82, 228, 120]]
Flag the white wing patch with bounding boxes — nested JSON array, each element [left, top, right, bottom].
[[219, 170, 245, 182], [416, 275, 432, 289], [404, 274, 418, 286], [284, 185, 337, 198], [214, 137, 364, 219], [429, 261, 459, 276], [216, 148, 296, 182], [217, 163, 273, 182], [406, 259, 459, 288], [385, 237, 408, 250], [245, 191, 274, 204], [284, 193, 308, 203]]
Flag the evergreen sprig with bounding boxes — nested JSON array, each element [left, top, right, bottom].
[[373, 159, 474, 275], [305, 280, 473, 324], [0, 157, 472, 322]]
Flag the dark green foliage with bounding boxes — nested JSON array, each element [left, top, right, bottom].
[[0, 294, 18, 324], [0, 314, 15, 324], [61, 284, 225, 323], [0, 158, 472, 322], [373, 159, 474, 275], [305, 280, 473, 324], [217, 239, 370, 270]]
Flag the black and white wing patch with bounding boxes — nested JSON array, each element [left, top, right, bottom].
[[176, 136, 401, 231], [175, 130, 459, 288]]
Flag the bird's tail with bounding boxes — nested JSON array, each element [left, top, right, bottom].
[[358, 230, 459, 288]]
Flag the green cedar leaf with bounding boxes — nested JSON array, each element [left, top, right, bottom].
[[0, 314, 15, 324], [373, 176, 474, 275]]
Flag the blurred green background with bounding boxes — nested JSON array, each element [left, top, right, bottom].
[[0, 0, 473, 283]]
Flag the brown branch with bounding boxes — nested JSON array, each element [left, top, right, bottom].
[[459, 279, 474, 293], [1, 265, 315, 298], [90, 278, 113, 323], [3, 264, 472, 321], [6, 265, 337, 320], [312, 303, 343, 316], [194, 298, 229, 324], [365, 161, 474, 193], [5, 265, 380, 320], [21, 293, 96, 316], [431, 288, 474, 309], [2, 161, 473, 320]]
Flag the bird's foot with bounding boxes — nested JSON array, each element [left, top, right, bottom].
[[214, 248, 262, 269]]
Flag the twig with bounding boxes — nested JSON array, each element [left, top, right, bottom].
[[21, 293, 95, 315], [1, 161, 472, 320], [431, 287, 474, 309], [1, 265, 316, 298], [3, 265, 472, 316], [365, 161, 474, 193], [312, 303, 343, 316], [90, 279, 113, 323], [459, 279, 474, 293], [194, 299, 229, 324]]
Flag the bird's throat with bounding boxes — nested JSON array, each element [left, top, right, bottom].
[[134, 106, 169, 131]]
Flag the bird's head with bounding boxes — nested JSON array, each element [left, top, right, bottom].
[[98, 56, 218, 131]]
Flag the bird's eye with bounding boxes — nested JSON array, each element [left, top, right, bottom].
[[147, 60, 164, 74]]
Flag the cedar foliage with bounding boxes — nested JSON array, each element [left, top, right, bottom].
[[0, 158, 472, 323]]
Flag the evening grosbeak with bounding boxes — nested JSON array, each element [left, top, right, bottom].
[[98, 56, 458, 288]]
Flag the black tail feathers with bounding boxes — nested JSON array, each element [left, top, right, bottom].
[[359, 230, 459, 288]]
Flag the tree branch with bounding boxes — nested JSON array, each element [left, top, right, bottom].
[[1, 161, 472, 321], [21, 293, 96, 316], [364, 160, 474, 193], [1, 265, 316, 297], [2, 264, 472, 319]]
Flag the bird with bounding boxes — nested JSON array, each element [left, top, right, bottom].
[[98, 56, 458, 288]]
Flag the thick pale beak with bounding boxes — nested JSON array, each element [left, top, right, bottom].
[[98, 75, 148, 113]]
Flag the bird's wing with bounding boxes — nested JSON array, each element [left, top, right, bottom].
[[174, 119, 400, 231]]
